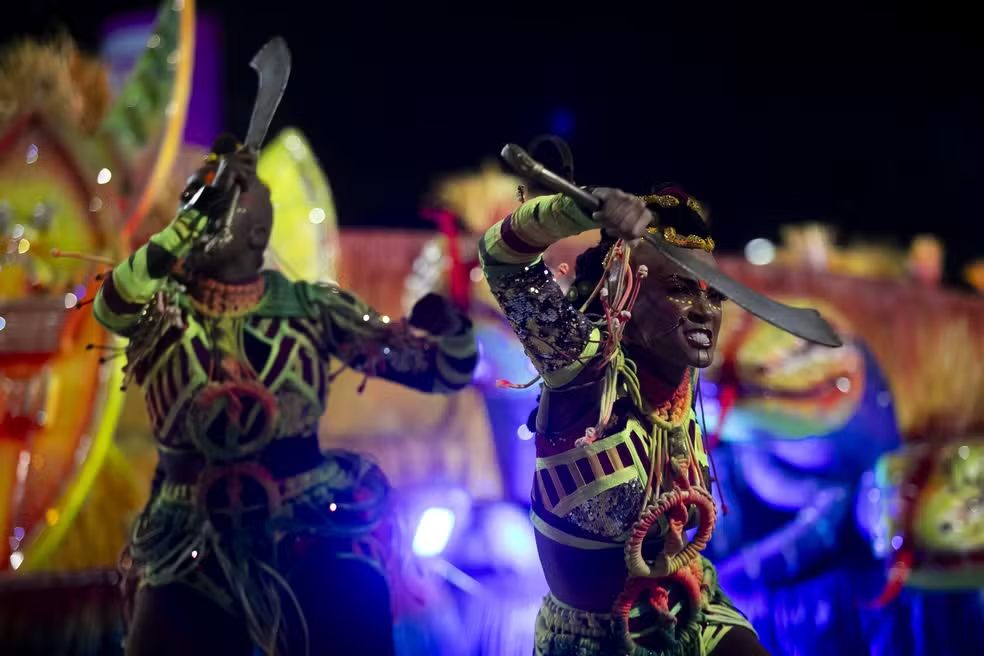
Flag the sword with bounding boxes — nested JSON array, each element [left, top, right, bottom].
[[500, 143, 843, 348], [204, 37, 292, 252]]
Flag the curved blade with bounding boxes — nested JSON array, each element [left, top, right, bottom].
[[245, 37, 291, 149], [500, 143, 843, 348]]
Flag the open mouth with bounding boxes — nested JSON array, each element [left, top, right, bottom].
[[683, 328, 713, 349]]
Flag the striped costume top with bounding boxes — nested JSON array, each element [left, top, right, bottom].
[[93, 207, 478, 458], [478, 194, 710, 551]]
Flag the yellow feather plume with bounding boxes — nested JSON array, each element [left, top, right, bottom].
[[430, 160, 521, 234], [0, 36, 110, 135]]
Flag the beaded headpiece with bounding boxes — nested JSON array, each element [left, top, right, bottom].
[[639, 187, 715, 253]]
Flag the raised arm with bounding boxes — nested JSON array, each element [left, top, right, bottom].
[[478, 193, 602, 389], [303, 283, 477, 394], [93, 139, 253, 336], [92, 208, 205, 336]]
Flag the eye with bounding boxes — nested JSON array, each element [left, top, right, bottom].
[[668, 285, 690, 295], [708, 290, 726, 304]]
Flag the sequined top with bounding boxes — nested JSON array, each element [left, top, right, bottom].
[[93, 207, 478, 464], [479, 194, 710, 551]]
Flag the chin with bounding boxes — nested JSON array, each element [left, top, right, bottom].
[[683, 346, 716, 369]]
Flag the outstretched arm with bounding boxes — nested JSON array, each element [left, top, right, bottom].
[[305, 284, 477, 394], [92, 208, 205, 336], [478, 193, 602, 389]]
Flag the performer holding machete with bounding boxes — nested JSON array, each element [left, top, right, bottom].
[[481, 145, 842, 655], [94, 38, 477, 656]]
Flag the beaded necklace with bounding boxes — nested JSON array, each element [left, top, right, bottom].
[[188, 276, 266, 318]]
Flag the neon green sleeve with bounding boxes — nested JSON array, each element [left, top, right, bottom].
[[92, 209, 206, 336]]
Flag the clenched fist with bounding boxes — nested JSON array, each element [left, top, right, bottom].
[[591, 188, 657, 247]]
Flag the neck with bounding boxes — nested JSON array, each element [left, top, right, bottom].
[[188, 274, 266, 317], [632, 352, 689, 403], [209, 258, 263, 285]]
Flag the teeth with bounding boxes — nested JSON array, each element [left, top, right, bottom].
[[687, 331, 711, 347]]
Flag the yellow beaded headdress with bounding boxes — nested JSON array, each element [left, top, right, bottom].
[[639, 186, 715, 253]]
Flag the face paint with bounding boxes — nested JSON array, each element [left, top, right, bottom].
[[664, 274, 726, 310]]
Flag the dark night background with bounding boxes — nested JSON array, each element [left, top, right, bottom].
[[3, 2, 983, 285]]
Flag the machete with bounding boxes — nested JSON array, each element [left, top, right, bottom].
[[500, 143, 842, 348]]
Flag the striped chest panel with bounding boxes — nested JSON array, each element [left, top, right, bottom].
[[532, 410, 708, 539], [142, 312, 328, 447]]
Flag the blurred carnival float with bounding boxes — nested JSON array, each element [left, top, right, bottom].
[[696, 224, 984, 655], [0, 0, 203, 651]]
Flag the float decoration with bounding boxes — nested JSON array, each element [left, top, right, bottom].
[[257, 127, 340, 283], [689, 224, 984, 654], [0, 0, 197, 576]]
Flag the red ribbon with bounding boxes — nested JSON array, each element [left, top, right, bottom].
[[421, 208, 469, 311]]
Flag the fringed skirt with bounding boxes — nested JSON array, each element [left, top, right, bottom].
[[533, 558, 755, 656], [122, 450, 413, 655]]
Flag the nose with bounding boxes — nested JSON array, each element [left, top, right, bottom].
[[687, 296, 714, 324]]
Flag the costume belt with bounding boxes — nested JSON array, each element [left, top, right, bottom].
[[154, 444, 391, 534], [156, 460, 347, 508]]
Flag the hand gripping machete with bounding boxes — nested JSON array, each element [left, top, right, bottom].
[[500, 143, 843, 348], [203, 37, 292, 251]]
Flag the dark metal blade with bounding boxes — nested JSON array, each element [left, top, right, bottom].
[[641, 232, 842, 346], [245, 37, 291, 150], [500, 143, 843, 348]]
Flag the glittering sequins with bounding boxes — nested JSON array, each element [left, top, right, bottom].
[[486, 260, 593, 376], [567, 479, 646, 539]]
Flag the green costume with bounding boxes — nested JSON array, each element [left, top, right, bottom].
[[93, 203, 477, 654], [479, 193, 756, 655]]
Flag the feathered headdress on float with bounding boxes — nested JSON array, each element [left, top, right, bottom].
[[423, 135, 581, 309]]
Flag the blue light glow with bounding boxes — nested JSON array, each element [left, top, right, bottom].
[[413, 507, 456, 557], [483, 503, 540, 573], [548, 109, 575, 137]]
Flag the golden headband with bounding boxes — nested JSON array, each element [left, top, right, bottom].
[[639, 193, 707, 220], [638, 194, 715, 253]]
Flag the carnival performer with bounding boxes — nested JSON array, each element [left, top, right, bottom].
[[92, 136, 477, 656], [479, 185, 770, 655]]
